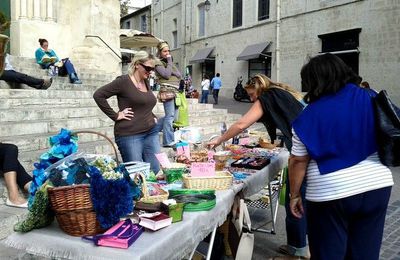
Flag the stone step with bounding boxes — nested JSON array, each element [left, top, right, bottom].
[[0, 97, 207, 112], [0, 111, 239, 137], [0, 80, 102, 92], [0, 106, 227, 122]]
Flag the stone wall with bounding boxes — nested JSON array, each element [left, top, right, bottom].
[[9, 0, 121, 76], [154, 0, 400, 103]]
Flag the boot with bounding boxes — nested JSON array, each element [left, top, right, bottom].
[[69, 73, 82, 84]]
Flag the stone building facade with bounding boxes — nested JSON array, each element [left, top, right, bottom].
[[152, 0, 400, 103], [4, 0, 121, 76]]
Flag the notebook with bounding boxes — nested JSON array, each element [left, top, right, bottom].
[[139, 212, 172, 231]]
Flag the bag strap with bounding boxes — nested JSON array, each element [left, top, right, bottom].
[[82, 219, 135, 245], [240, 199, 252, 232]]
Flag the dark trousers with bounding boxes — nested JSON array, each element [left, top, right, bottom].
[[307, 186, 391, 260], [0, 143, 32, 189], [212, 89, 220, 104], [285, 172, 307, 248], [0, 70, 43, 89]]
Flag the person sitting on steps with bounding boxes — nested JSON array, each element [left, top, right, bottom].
[[0, 54, 52, 90], [35, 38, 82, 84], [0, 143, 32, 208]]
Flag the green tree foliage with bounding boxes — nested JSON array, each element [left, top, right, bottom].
[[120, 0, 130, 17], [0, 11, 10, 33]]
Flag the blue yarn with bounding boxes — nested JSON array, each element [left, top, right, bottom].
[[28, 129, 78, 208], [88, 166, 134, 229]]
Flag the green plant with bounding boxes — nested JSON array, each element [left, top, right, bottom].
[[0, 11, 10, 33]]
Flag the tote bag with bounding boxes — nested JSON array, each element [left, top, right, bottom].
[[371, 90, 400, 166], [228, 199, 254, 260]]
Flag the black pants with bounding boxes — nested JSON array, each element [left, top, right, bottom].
[[0, 143, 32, 189], [212, 89, 220, 104], [0, 70, 43, 89]]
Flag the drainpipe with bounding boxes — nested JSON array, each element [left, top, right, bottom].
[[275, 0, 281, 81], [160, 0, 164, 39]]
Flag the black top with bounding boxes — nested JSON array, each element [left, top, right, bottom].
[[258, 88, 303, 151]]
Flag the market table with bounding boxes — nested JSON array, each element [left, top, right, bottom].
[[3, 151, 289, 260]]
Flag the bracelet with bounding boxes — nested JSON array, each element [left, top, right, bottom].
[[289, 193, 301, 200]]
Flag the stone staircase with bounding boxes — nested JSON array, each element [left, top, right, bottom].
[[0, 55, 252, 241]]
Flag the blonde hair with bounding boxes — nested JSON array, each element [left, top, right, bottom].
[[127, 51, 155, 76], [244, 74, 303, 101], [156, 41, 169, 57]]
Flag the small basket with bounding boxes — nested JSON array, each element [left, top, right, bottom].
[[190, 150, 209, 162], [259, 139, 277, 149], [138, 173, 169, 203], [183, 171, 233, 190], [55, 209, 103, 237]]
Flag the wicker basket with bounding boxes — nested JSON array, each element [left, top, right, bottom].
[[48, 184, 92, 212], [138, 173, 169, 203], [55, 209, 103, 237], [259, 138, 277, 149], [183, 171, 233, 190], [47, 130, 120, 236]]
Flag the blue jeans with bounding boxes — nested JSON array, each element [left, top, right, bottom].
[[162, 99, 177, 146], [200, 90, 209, 103], [115, 121, 163, 173]]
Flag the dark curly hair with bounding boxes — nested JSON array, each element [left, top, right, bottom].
[[38, 38, 48, 47], [301, 53, 361, 103]]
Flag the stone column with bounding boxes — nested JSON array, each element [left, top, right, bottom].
[[33, 0, 41, 20], [19, 0, 27, 19], [45, 0, 54, 21]]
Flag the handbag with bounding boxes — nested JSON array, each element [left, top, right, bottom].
[[82, 219, 143, 249], [228, 198, 254, 260], [371, 90, 400, 166], [158, 91, 176, 102]]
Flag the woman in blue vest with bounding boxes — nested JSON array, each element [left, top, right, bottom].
[[289, 53, 393, 260]]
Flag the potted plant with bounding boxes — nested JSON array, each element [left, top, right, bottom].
[[0, 11, 10, 76]]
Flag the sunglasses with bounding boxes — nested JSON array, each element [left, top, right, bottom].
[[139, 63, 155, 72]]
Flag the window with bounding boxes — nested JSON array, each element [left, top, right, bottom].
[[140, 15, 147, 32], [198, 5, 205, 37], [317, 28, 361, 83], [232, 0, 243, 28], [125, 21, 131, 29], [172, 30, 178, 49], [258, 0, 270, 21]]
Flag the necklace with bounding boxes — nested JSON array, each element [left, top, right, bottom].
[[132, 74, 145, 90]]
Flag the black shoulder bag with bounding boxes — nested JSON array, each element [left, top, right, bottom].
[[371, 90, 400, 167]]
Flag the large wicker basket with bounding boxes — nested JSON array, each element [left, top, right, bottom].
[[183, 171, 233, 190], [47, 130, 120, 236]]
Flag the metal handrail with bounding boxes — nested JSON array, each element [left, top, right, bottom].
[[85, 35, 122, 60]]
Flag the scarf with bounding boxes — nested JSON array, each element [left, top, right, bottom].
[[292, 84, 377, 174]]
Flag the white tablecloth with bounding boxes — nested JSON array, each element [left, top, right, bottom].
[[3, 151, 289, 260]]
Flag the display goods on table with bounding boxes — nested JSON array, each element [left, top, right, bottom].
[[11, 127, 285, 256]]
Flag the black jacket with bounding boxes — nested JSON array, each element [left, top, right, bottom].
[[258, 88, 303, 151]]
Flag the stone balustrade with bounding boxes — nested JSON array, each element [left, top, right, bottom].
[[14, 0, 55, 22]]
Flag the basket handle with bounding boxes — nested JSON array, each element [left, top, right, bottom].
[[72, 130, 120, 165]]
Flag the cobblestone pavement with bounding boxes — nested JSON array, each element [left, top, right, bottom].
[[380, 199, 400, 260]]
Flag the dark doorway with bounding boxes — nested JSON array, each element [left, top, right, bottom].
[[202, 60, 215, 79]]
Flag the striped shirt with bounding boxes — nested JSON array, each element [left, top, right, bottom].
[[292, 129, 393, 202]]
